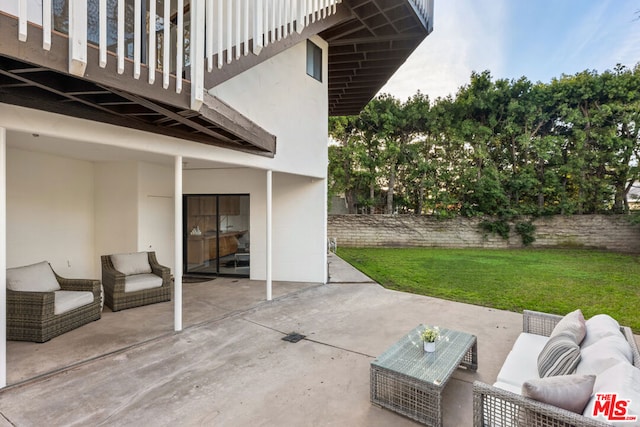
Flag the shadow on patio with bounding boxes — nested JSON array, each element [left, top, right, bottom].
[[7, 278, 316, 385], [1, 254, 539, 426]]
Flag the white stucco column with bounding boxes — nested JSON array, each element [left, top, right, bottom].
[[0, 127, 6, 388], [266, 169, 272, 301], [174, 156, 183, 331], [322, 177, 328, 284]]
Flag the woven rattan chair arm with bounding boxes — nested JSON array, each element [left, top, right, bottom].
[[56, 275, 101, 294], [472, 381, 608, 427], [621, 326, 640, 368], [522, 310, 562, 336], [7, 289, 55, 316], [100, 264, 126, 294], [101, 265, 124, 278], [148, 252, 171, 282], [100, 255, 125, 277], [152, 266, 171, 283]]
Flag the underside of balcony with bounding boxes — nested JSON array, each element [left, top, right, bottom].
[[0, 0, 432, 154], [324, 0, 432, 116], [0, 14, 276, 156], [0, 58, 277, 156]]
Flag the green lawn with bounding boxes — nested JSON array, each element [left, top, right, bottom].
[[337, 247, 640, 332]]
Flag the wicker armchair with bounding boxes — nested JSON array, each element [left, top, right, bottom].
[[101, 251, 171, 312], [473, 310, 640, 427], [7, 264, 102, 343]]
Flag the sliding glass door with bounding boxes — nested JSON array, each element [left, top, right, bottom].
[[184, 194, 250, 277]]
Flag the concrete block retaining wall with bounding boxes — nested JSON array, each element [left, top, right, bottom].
[[327, 214, 640, 253]]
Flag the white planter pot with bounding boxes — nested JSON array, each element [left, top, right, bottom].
[[423, 341, 436, 353]]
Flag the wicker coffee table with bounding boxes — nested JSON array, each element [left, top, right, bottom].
[[370, 325, 477, 426]]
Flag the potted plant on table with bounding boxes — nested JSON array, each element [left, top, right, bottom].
[[421, 326, 440, 352]]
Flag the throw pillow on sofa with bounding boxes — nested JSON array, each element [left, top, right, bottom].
[[577, 334, 634, 376], [522, 374, 596, 414], [537, 332, 581, 377], [582, 314, 624, 348], [549, 308, 586, 345]]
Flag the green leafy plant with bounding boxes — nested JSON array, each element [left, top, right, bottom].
[[515, 221, 537, 246], [479, 219, 511, 240], [421, 325, 440, 342], [625, 212, 640, 225]]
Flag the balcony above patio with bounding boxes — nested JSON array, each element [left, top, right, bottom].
[[0, 0, 433, 155], [323, 0, 434, 116]]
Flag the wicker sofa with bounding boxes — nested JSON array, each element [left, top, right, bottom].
[[101, 251, 171, 312], [7, 261, 102, 342], [473, 310, 640, 426]]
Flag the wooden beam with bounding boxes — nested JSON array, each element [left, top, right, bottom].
[[200, 93, 276, 154], [106, 87, 243, 145], [327, 31, 425, 46], [0, 67, 132, 118]]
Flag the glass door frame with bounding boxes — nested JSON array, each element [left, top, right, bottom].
[[183, 193, 250, 278]]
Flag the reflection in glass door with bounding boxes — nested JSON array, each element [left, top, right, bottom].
[[184, 194, 250, 277]]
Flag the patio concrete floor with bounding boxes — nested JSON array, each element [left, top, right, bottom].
[[0, 253, 611, 426]]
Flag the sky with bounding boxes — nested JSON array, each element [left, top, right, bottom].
[[379, 0, 640, 102]]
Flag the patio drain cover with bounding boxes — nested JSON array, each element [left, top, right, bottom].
[[282, 332, 306, 343]]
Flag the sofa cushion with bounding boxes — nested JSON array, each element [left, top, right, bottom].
[[537, 333, 581, 377], [7, 261, 61, 292], [110, 252, 152, 276], [576, 334, 634, 375], [54, 290, 94, 315], [496, 332, 548, 388], [549, 309, 586, 345], [522, 374, 595, 414], [124, 273, 163, 293], [583, 362, 640, 425], [582, 314, 623, 348]]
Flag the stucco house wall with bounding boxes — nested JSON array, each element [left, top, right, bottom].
[[7, 148, 96, 277], [2, 35, 329, 284], [209, 35, 329, 178]]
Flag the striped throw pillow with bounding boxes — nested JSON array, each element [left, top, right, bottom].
[[537, 333, 581, 377]]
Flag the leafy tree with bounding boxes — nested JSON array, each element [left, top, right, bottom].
[[327, 63, 640, 218], [328, 116, 359, 213]]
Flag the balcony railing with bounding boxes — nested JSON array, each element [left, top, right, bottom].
[[409, 0, 434, 33], [4, 0, 342, 110]]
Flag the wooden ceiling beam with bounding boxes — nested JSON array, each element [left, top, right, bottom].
[[199, 93, 276, 154]]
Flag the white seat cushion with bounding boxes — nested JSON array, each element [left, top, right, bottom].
[[110, 252, 152, 276], [124, 273, 163, 293], [54, 290, 94, 315], [496, 332, 549, 389], [7, 261, 61, 292]]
